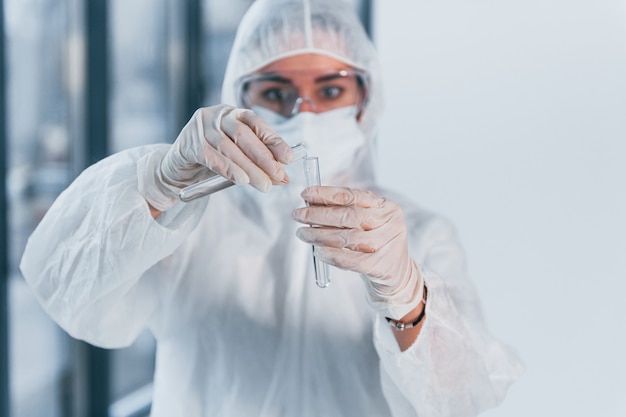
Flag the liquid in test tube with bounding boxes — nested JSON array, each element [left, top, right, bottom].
[[303, 156, 331, 288]]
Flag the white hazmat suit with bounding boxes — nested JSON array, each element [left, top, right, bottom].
[[20, 0, 524, 416]]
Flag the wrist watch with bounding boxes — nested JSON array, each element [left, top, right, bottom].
[[385, 286, 428, 331]]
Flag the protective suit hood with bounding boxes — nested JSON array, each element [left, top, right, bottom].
[[221, 0, 385, 185]]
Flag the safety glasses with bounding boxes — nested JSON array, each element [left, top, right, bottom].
[[239, 69, 368, 118]]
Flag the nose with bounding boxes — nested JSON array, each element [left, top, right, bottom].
[[291, 97, 317, 115]]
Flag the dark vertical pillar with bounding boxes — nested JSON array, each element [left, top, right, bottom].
[[181, 0, 203, 127], [359, 0, 373, 39], [0, 0, 11, 415], [84, 1, 110, 416], [86, 0, 109, 164]]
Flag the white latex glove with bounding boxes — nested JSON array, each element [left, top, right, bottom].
[[292, 186, 424, 319], [138, 104, 294, 211]]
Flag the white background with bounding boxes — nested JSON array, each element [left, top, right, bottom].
[[374, 1, 626, 416]]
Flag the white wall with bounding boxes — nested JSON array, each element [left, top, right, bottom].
[[373, 1, 626, 416]]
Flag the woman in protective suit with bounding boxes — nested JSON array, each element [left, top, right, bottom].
[[21, 0, 523, 415]]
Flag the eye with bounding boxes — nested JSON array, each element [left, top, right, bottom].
[[319, 86, 344, 100], [262, 87, 295, 103]]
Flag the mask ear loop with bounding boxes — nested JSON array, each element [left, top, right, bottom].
[[355, 70, 370, 121]]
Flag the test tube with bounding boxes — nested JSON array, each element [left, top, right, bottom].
[[178, 143, 308, 202], [303, 156, 331, 288]]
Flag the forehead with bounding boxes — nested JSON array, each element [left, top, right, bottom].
[[255, 53, 355, 77]]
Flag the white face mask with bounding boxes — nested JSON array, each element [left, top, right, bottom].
[[252, 106, 367, 183]]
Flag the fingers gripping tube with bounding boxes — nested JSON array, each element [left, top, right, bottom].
[[178, 143, 308, 202]]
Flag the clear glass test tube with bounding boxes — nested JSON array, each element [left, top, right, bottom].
[[303, 156, 331, 288]]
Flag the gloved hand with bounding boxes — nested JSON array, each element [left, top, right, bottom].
[[138, 104, 294, 211], [292, 186, 424, 319]]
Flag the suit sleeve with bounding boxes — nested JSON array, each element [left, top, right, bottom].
[[20, 145, 209, 348], [375, 215, 524, 417]]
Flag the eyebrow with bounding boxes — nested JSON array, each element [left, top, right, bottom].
[[250, 70, 351, 85], [315, 70, 350, 83], [251, 74, 292, 84]]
